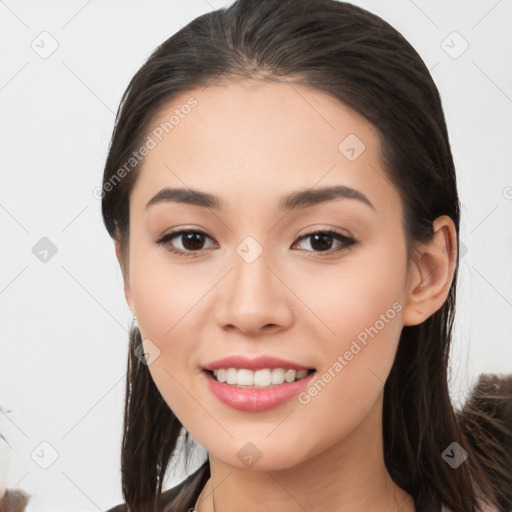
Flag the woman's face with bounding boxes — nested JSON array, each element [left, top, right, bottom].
[[122, 80, 412, 470]]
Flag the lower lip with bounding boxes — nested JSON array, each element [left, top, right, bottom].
[[203, 370, 316, 412]]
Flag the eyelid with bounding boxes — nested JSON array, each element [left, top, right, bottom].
[[154, 228, 217, 253], [154, 227, 357, 258], [293, 229, 357, 254]]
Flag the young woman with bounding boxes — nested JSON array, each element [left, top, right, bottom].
[[101, 1, 512, 511]]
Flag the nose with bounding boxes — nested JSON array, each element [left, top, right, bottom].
[[214, 248, 294, 336]]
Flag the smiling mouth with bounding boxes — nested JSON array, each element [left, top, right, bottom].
[[204, 368, 316, 388]]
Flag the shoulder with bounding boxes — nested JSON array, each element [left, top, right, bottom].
[[105, 461, 209, 512]]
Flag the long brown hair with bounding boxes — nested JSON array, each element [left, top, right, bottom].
[[101, 1, 512, 511]]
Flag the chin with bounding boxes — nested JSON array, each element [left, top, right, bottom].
[[205, 434, 315, 473]]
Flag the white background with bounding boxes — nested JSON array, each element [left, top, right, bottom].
[[1, 1, 511, 511]]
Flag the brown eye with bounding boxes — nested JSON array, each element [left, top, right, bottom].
[[155, 228, 356, 258], [179, 232, 208, 251], [155, 229, 217, 256], [293, 230, 356, 255]]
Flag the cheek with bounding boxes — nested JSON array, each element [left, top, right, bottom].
[[127, 245, 213, 420], [296, 243, 407, 404], [300, 240, 407, 347], [128, 238, 212, 339], [129, 262, 206, 427]]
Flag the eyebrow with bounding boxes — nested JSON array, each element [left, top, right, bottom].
[[145, 185, 375, 212]]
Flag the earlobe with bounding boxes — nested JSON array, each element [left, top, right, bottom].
[[402, 215, 457, 326], [114, 237, 135, 315], [114, 237, 125, 275]]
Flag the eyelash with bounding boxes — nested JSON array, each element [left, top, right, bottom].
[[154, 228, 357, 258]]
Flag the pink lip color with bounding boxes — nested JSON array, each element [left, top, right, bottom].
[[204, 355, 311, 372], [203, 370, 315, 412]]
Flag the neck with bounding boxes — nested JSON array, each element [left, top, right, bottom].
[[195, 393, 415, 512]]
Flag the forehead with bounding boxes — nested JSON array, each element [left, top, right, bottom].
[[132, 80, 400, 216]]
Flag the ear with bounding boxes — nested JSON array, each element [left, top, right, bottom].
[[115, 237, 136, 316], [402, 215, 457, 326]]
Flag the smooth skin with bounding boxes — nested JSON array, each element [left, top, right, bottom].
[[115, 80, 457, 512]]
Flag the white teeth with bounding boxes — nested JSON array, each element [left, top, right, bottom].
[[252, 369, 269, 387], [271, 368, 285, 385], [296, 369, 308, 379], [226, 368, 237, 385], [209, 367, 311, 387], [237, 369, 254, 386], [284, 369, 296, 382]]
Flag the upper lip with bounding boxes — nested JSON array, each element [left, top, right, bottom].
[[203, 355, 314, 372]]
